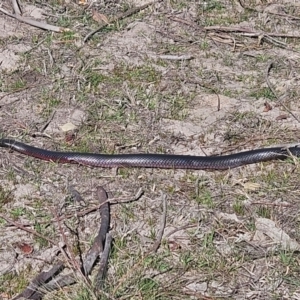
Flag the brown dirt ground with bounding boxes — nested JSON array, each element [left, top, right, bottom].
[[1, 0, 300, 299]]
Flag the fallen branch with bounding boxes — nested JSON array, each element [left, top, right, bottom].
[[204, 25, 300, 39], [237, 0, 300, 21], [0, 213, 56, 246], [5, 189, 144, 228], [12, 264, 64, 300], [10, 186, 112, 299], [56, 188, 143, 223], [94, 233, 113, 290], [0, 7, 69, 32], [150, 54, 194, 61], [170, 16, 300, 39]]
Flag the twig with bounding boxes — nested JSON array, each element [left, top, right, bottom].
[[265, 62, 279, 99], [265, 11, 300, 21], [83, 0, 158, 42], [170, 17, 300, 39], [238, 0, 300, 20], [24, 37, 48, 54], [39, 110, 56, 133], [0, 82, 49, 103], [155, 54, 194, 61], [7, 189, 144, 228], [150, 193, 167, 253], [0, 213, 56, 246], [263, 35, 287, 48], [50, 207, 84, 278], [12, 187, 111, 299], [164, 223, 199, 238], [204, 25, 300, 39], [265, 62, 300, 122], [168, 16, 201, 29], [216, 92, 221, 111], [0, 7, 69, 32], [62, 189, 143, 221]]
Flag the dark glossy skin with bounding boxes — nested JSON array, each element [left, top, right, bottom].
[[0, 139, 299, 170]]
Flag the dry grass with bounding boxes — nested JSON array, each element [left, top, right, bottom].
[[1, 0, 300, 299]]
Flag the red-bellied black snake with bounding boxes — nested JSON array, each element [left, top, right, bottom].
[[0, 138, 299, 170]]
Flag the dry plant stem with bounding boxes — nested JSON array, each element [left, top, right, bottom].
[[13, 187, 111, 298], [83, 186, 110, 275], [83, 0, 158, 42], [170, 16, 300, 39], [0, 82, 48, 102], [156, 54, 194, 60], [5, 190, 144, 228], [0, 7, 68, 32], [64, 191, 141, 220], [0, 213, 56, 246], [151, 193, 167, 253], [164, 223, 199, 238], [39, 110, 56, 133], [51, 207, 83, 275], [55, 189, 143, 223], [168, 16, 200, 29], [204, 26, 300, 38], [238, 0, 300, 20], [265, 62, 300, 122]]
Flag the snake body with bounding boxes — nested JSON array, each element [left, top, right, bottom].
[[0, 138, 299, 170]]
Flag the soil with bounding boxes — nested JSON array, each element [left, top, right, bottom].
[[1, 0, 300, 299]]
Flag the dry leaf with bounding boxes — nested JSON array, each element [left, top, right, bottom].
[[263, 101, 272, 112], [242, 182, 261, 191], [78, 0, 88, 5], [14, 242, 34, 255], [60, 122, 77, 132], [0, 293, 10, 300], [217, 212, 242, 223], [92, 9, 109, 24], [255, 218, 300, 250], [276, 114, 288, 120], [65, 131, 76, 142]]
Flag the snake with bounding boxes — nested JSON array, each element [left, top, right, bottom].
[[0, 138, 299, 170]]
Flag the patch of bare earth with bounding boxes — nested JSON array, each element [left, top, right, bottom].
[[1, 0, 300, 299]]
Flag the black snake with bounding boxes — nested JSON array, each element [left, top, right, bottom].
[[0, 138, 299, 170]]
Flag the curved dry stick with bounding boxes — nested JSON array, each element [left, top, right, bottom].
[[11, 186, 111, 299], [94, 233, 113, 289], [12, 264, 64, 300], [0, 7, 68, 32]]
